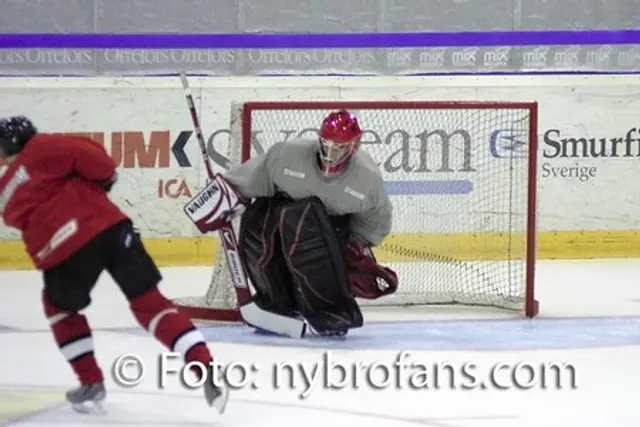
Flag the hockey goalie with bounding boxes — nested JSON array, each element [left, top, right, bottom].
[[188, 110, 398, 337]]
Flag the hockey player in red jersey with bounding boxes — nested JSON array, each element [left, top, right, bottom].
[[0, 116, 228, 414]]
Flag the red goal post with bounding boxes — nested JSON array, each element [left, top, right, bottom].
[[173, 100, 540, 320]]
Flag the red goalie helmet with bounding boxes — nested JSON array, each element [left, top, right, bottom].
[[318, 109, 362, 173]]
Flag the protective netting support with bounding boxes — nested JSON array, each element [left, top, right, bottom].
[[173, 100, 539, 320]]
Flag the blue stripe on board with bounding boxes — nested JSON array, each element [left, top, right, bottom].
[[385, 180, 473, 195], [0, 30, 639, 49]]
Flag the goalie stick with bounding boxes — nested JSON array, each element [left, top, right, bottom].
[[178, 72, 306, 339]]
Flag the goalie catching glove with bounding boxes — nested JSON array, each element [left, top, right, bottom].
[[345, 235, 398, 299]]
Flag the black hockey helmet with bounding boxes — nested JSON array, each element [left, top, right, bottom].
[[0, 116, 37, 157]]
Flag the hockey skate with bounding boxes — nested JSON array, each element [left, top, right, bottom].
[[308, 324, 348, 338], [66, 382, 106, 414], [204, 365, 229, 414], [304, 311, 357, 338]]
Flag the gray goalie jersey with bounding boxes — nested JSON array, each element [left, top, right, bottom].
[[226, 139, 392, 246]]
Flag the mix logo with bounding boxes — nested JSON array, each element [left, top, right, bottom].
[[522, 47, 550, 68], [451, 47, 479, 67], [553, 46, 581, 68], [483, 47, 511, 67]]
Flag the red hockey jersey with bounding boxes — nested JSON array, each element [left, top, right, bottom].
[[0, 134, 128, 270]]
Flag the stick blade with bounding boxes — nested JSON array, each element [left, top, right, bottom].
[[239, 303, 306, 338]]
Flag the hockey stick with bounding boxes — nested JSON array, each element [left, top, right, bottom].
[[178, 72, 306, 338]]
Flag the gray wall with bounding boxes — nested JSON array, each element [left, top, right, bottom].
[[1, 0, 639, 75]]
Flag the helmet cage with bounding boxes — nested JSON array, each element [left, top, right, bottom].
[[318, 136, 356, 167]]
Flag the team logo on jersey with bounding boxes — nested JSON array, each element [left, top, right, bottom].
[[284, 168, 305, 179], [0, 165, 30, 211]]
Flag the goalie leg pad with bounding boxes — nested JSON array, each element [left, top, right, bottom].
[[276, 197, 363, 335], [238, 197, 296, 317]]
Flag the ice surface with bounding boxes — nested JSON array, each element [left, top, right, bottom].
[[1, 259, 640, 426]]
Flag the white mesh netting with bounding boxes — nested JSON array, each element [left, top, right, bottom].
[[173, 101, 537, 320]]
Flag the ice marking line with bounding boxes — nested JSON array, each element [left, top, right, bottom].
[[0, 388, 65, 427], [0, 326, 143, 335]]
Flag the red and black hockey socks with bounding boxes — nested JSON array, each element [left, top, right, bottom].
[[42, 292, 104, 385], [43, 287, 213, 384], [129, 288, 213, 378]]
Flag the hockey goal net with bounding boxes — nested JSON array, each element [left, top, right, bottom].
[[173, 100, 539, 320]]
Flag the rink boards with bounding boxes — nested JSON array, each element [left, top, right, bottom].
[[1, 74, 640, 269]]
